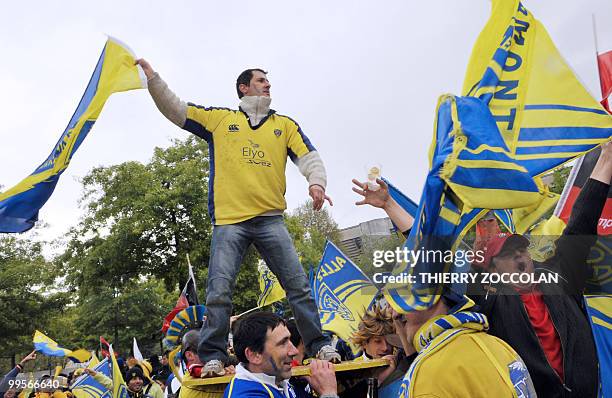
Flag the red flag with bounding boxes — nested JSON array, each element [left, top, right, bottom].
[[161, 265, 199, 333], [558, 148, 612, 236], [100, 336, 111, 358], [597, 50, 612, 113]]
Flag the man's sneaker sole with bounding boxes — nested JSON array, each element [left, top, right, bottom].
[[201, 369, 225, 378]]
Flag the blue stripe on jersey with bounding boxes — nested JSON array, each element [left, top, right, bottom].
[[183, 118, 213, 142], [277, 114, 316, 152]]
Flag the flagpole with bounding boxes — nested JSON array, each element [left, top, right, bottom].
[[555, 14, 607, 216], [592, 14, 604, 98], [236, 306, 260, 318], [553, 156, 584, 217], [186, 253, 197, 292]]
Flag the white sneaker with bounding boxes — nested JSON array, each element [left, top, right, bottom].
[[202, 359, 225, 377], [316, 345, 341, 363]]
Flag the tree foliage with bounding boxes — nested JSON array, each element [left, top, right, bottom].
[[285, 200, 340, 270], [58, 136, 213, 294], [0, 233, 69, 368], [549, 166, 571, 195]]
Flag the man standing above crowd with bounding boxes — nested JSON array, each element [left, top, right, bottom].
[[135, 59, 340, 377]]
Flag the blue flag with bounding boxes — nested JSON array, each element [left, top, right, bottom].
[[313, 241, 377, 342], [71, 359, 112, 398], [383, 177, 418, 217]]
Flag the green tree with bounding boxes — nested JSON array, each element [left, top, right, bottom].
[[356, 233, 405, 282], [0, 233, 69, 370], [548, 166, 571, 195], [285, 200, 340, 270], [59, 136, 213, 294], [68, 279, 175, 356]]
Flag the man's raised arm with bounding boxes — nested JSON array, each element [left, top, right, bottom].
[[136, 58, 187, 128]]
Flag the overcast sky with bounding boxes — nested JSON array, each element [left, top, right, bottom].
[[1, 0, 611, 249]]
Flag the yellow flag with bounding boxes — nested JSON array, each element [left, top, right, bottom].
[[463, 0, 611, 178], [109, 346, 129, 398], [512, 178, 560, 234], [257, 262, 286, 307], [87, 352, 100, 369], [527, 215, 566, 262]]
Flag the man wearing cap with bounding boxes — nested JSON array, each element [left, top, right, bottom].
[[177, 330, 226, 398], [133, 361, 163, 398], [85, 366, 152, 398], [469, 143, 612, 398]]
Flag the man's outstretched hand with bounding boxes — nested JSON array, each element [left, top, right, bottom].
[[18, 351, 36, 368], [135, 58, 155, 80], [352, 178, 390, 209], [309, 185, 333, 211]]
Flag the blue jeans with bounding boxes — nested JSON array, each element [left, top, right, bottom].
[[198, 215, 330, 363]]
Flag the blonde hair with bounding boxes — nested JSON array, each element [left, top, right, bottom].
[[350, 303, 394, 347]]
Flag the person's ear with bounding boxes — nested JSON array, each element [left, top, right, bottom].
[[245, 347, 262, 365], [239, 83, 249, 96]]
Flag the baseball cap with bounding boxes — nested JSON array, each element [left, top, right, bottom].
[[480, 234, 530, 269]]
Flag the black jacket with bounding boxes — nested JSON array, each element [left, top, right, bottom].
[[470, 178, 608, 398]]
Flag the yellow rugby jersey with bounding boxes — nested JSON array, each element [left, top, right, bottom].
[[183, 103, 315, 225]]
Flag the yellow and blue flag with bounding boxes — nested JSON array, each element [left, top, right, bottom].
[[33, 330, 73, 357], [68, 349, 93, 364], [585, 295, 612, 398], [71, 359, 111, 398], [33, 330, 91, 362], [109, 345, 129, 398], [463, 0, 612, 177], [384, 94, 540, 313], [385, 0, 612, 315], [0, 37, 146, 233], [257, 262, 286, 308], [88, 352, 100, 369], [313, 241, 377, 342]]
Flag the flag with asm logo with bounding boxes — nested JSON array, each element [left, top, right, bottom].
[[313, 241, 377, 342]]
